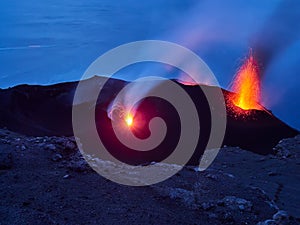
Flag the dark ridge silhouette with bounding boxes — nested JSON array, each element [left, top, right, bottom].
[[0, 76, 298, 165]]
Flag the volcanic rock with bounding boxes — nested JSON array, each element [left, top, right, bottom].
[[220, 196, 253, 212], [45, 143, 56, 151], [0, 152, 13, 170], [0, 128, 299, 224], [51, 153, 63, 162], [0, 76, 298, 166]]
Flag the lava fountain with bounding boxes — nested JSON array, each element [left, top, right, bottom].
[[230, 52, 263, 111]]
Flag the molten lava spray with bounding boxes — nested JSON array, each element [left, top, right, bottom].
[[231, 52, 262, 110]]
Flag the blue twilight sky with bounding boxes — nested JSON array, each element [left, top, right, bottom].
[[0, 0, 299, 129]]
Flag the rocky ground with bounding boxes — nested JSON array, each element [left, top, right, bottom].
[[0, 128, 299, 225]]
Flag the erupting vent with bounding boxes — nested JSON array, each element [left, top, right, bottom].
[[125, 113, 134, 127], [230, 52, 263, 111]]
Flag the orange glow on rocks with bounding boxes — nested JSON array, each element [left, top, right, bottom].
[[231, 53, 263, 111]]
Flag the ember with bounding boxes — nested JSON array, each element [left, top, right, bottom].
[[125, 113, 134, 127]]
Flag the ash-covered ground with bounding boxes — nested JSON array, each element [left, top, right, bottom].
[[0, 128, 299, 225]]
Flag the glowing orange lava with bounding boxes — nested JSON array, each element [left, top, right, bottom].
[[125, 113, 134, 127], [231, 53, 262, 110]]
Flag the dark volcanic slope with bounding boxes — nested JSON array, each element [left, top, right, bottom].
[[0, 76, 298, 162], [0, 77, 127, 136], [223, 90, 299, 155]]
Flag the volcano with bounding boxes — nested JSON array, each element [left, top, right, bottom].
[[0, 76, 298, 165]]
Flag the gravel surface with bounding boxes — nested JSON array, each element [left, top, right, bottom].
[[0, 129, 299, 225]]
